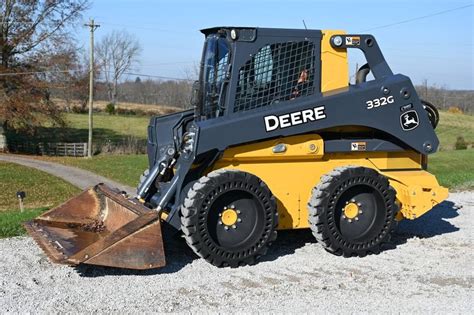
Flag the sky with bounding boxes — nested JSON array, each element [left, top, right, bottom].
[[76, 0, 473, 90]]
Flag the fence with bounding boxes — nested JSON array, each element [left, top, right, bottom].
[[8, 142, 87, 157], [39, 142, 87, 156], [8, 137, 147, 156]]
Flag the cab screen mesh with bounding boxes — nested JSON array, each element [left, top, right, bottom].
[[234, 41, 315, 112]]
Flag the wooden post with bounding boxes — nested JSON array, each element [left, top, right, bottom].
[[84, 18, 100, 158]]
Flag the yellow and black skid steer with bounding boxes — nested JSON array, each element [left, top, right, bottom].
[[25, 27, 448, 269]]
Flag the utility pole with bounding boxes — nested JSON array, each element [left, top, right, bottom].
[[84, 18, 100, 158]]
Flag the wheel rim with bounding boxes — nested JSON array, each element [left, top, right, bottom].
[[205, 190, 265, 250], [333, 184, 387, 243]]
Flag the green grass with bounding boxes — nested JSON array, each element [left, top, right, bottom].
[[436, 111, 474, 150], [0, 207, 48, 238], [0, 162, 80, 238], [65, 113, 149, 140], [43, 154, 149, 187], [428, 149, 474, 190], [7, 113, 150, 146], [0, 162, 80, 211]]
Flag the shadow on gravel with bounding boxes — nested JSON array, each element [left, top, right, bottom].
[[261, 229, 316, 263], [75, 232, 198, 277], [391, 200, 461, 246]]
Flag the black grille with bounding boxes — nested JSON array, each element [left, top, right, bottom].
[[234, 41, 315, 112]]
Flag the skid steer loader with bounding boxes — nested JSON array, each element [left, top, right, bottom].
[[25, 27, 448, 269]]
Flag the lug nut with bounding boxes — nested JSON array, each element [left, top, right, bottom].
[[219, 213, 222, 217], [218, 221, 223, 225], [359, 210, 363, 214], [231, 205, 235, 209], [355, 217, 359, 221], [232, 225, 236, 229], [357, 203, 362, 207], [348, 219, 352, 223], [224, 226, 229, 230], [236, 210, 241, 214], [342, 215, 346, 219]]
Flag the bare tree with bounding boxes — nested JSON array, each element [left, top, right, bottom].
[[47, 46, 96, 110], [0, 0, 89, 131], [95, 30, 141, 104]]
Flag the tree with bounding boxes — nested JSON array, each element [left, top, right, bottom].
[[95, 30, 141, 104], [0, 0, 90, 131], [46, 46, 95, 111]]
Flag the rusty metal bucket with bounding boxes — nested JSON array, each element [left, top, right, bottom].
[[24, 184, 165, 270]]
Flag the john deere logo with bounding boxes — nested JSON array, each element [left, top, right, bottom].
[[400, 110, 419, 131]]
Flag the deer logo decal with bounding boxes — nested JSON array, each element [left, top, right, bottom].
[[400, 110, 419, 131]]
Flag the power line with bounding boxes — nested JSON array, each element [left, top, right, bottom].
[[140, 61, 198, 67], [361, 4, 473, 32], [121, 72, 192, 81], [0, 69, 84, 76], [0, 68, 192, 81]]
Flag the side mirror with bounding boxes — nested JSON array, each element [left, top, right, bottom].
[[190, 80, 200, 107]]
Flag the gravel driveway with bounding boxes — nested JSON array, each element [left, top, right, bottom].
[[1, 192, 472, 313]]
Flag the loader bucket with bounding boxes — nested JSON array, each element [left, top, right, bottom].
[[24, 184, 165, 270]]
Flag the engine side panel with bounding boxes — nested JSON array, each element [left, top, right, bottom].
[[211, 134, 444, 230]]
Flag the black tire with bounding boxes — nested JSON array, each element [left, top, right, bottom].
[[421, 99, 439, 129], [308, 166, 396, 257], [181, 169, 278, 267], [136, 169, 149, 194]]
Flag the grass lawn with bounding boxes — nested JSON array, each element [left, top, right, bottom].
[[0, 162, 79, 237], [65, 113, 150, 141], [0, 208, 48, 238], [7, 113, 151, 146], [436, 111, 474, 150], [0, 162, 80, 211], [428, 149, 474, 190]]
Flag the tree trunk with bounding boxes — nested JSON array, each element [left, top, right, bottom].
[[112, 78, 118, 104]]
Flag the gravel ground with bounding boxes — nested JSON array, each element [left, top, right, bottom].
[[1, 192, 472, 313]]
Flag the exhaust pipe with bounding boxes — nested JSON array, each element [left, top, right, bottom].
[[356, 63, 371, 84]]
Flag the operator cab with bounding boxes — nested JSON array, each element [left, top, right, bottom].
[[195, 27, 322, 121]]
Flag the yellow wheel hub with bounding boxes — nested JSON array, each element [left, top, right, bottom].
[[221, 209, 238, 226], [343, 202, 359, 219]]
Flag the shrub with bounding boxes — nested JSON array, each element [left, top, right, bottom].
[[71, 105, 88, 114], [94, 136, 147, 154], [455, 136, 468, 150], [448, 106, 463, 114], [105, 103, 116, 115]]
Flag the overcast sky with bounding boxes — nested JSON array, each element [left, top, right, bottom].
[[76, 0, 473, 90]]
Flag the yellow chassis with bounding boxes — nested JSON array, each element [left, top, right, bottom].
[[212, 134, 448, 230]]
